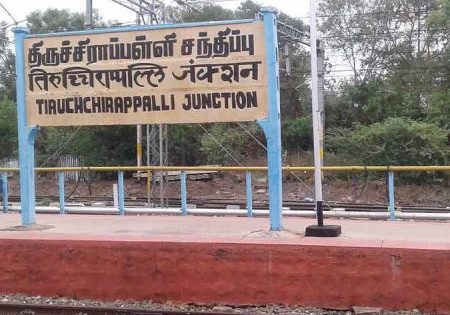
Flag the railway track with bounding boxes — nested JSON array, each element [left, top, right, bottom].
[[0, 303, 235, 315], [6, 195, 448, 213], [5, 195, 449, 213]]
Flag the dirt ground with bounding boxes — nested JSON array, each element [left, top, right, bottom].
[[5, 171, 449, 207]]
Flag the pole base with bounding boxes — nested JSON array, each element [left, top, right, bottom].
[[305, 225, 342, 237]]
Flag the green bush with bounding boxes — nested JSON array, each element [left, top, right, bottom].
[[200, 123, 265, 164], [326, 118, 449, 181], [169, 124, 204, 165], [282, 116, 313, 151], [36, 126, 136, 167], [0, 97, 17, 158], [426, 89, 450, 130]]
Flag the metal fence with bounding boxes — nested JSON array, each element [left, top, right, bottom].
[[1, 165, 449, 220], [0, 158, 18, 169], [56, 155, 82, 182]]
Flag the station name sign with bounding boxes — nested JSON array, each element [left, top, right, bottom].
[[24, 22, 267, 126]]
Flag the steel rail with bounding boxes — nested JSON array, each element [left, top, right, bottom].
[[7, 195, 448, 213], [5, 194, 449, 212], [5, 205, 450, 220], [0, 302, 236, 315]]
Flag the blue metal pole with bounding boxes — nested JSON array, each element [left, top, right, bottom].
[[58, 171, 65, 214], [246, 172, 253, 217], [181, 171, 187, 216], [388, 171, 395, 221], [118, 171, 125, 215], [257, 8, 283, 231], [2, 173, 8, 213], [13, 27, 38, 225]]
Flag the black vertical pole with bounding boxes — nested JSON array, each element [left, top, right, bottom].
[[316, 200, 323, 226]]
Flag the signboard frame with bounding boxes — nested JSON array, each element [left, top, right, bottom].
[[12, 8, 282, 230], [23, 19, 269, 126]]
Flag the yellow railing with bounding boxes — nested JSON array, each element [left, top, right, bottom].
[[1, 164, 448, 221], [1, 165, 449, 173]]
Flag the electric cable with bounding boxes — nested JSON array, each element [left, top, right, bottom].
[[199, 124, 243, 166], [39, 127, 82, 167]]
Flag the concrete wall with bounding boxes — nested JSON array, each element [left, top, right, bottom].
[[0, 239, 449, 313]]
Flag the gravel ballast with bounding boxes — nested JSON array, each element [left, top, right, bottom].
[[0, 294, 427, 315]]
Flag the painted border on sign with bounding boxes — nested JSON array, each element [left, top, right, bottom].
[[24, 21, 267, 126]]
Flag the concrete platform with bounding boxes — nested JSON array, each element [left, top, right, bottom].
[[0, 213, 449, 313]]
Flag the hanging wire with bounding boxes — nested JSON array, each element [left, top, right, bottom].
[[39, 127, 82, 167], [235, 121, 317, 197], [236, 121, 341, 210], [236, 121, 267, 151], [200, 122, 319, 203], [199, 124, 243, 166], [0, 2, 18, 25]]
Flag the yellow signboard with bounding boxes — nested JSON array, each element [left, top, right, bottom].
[[24, 22, 267, 126]]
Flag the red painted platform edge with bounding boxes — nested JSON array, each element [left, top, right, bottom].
[[0, 238, 449, 314]]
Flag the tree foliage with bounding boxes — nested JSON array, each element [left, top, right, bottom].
[[0, 1, 448, 172], [199, 122, 265, 164], [27, 8, 104, 33], [327, 118, 449, 167], [0, 97, 17, 158], [321, 0, 450, 170], [282, 117, 313, 150], [0, 21, 15, 99], [169, 124, 204, 165], [320, 0, 443, 83]]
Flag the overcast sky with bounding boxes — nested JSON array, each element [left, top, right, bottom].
[[0, 0, 310, 27]]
